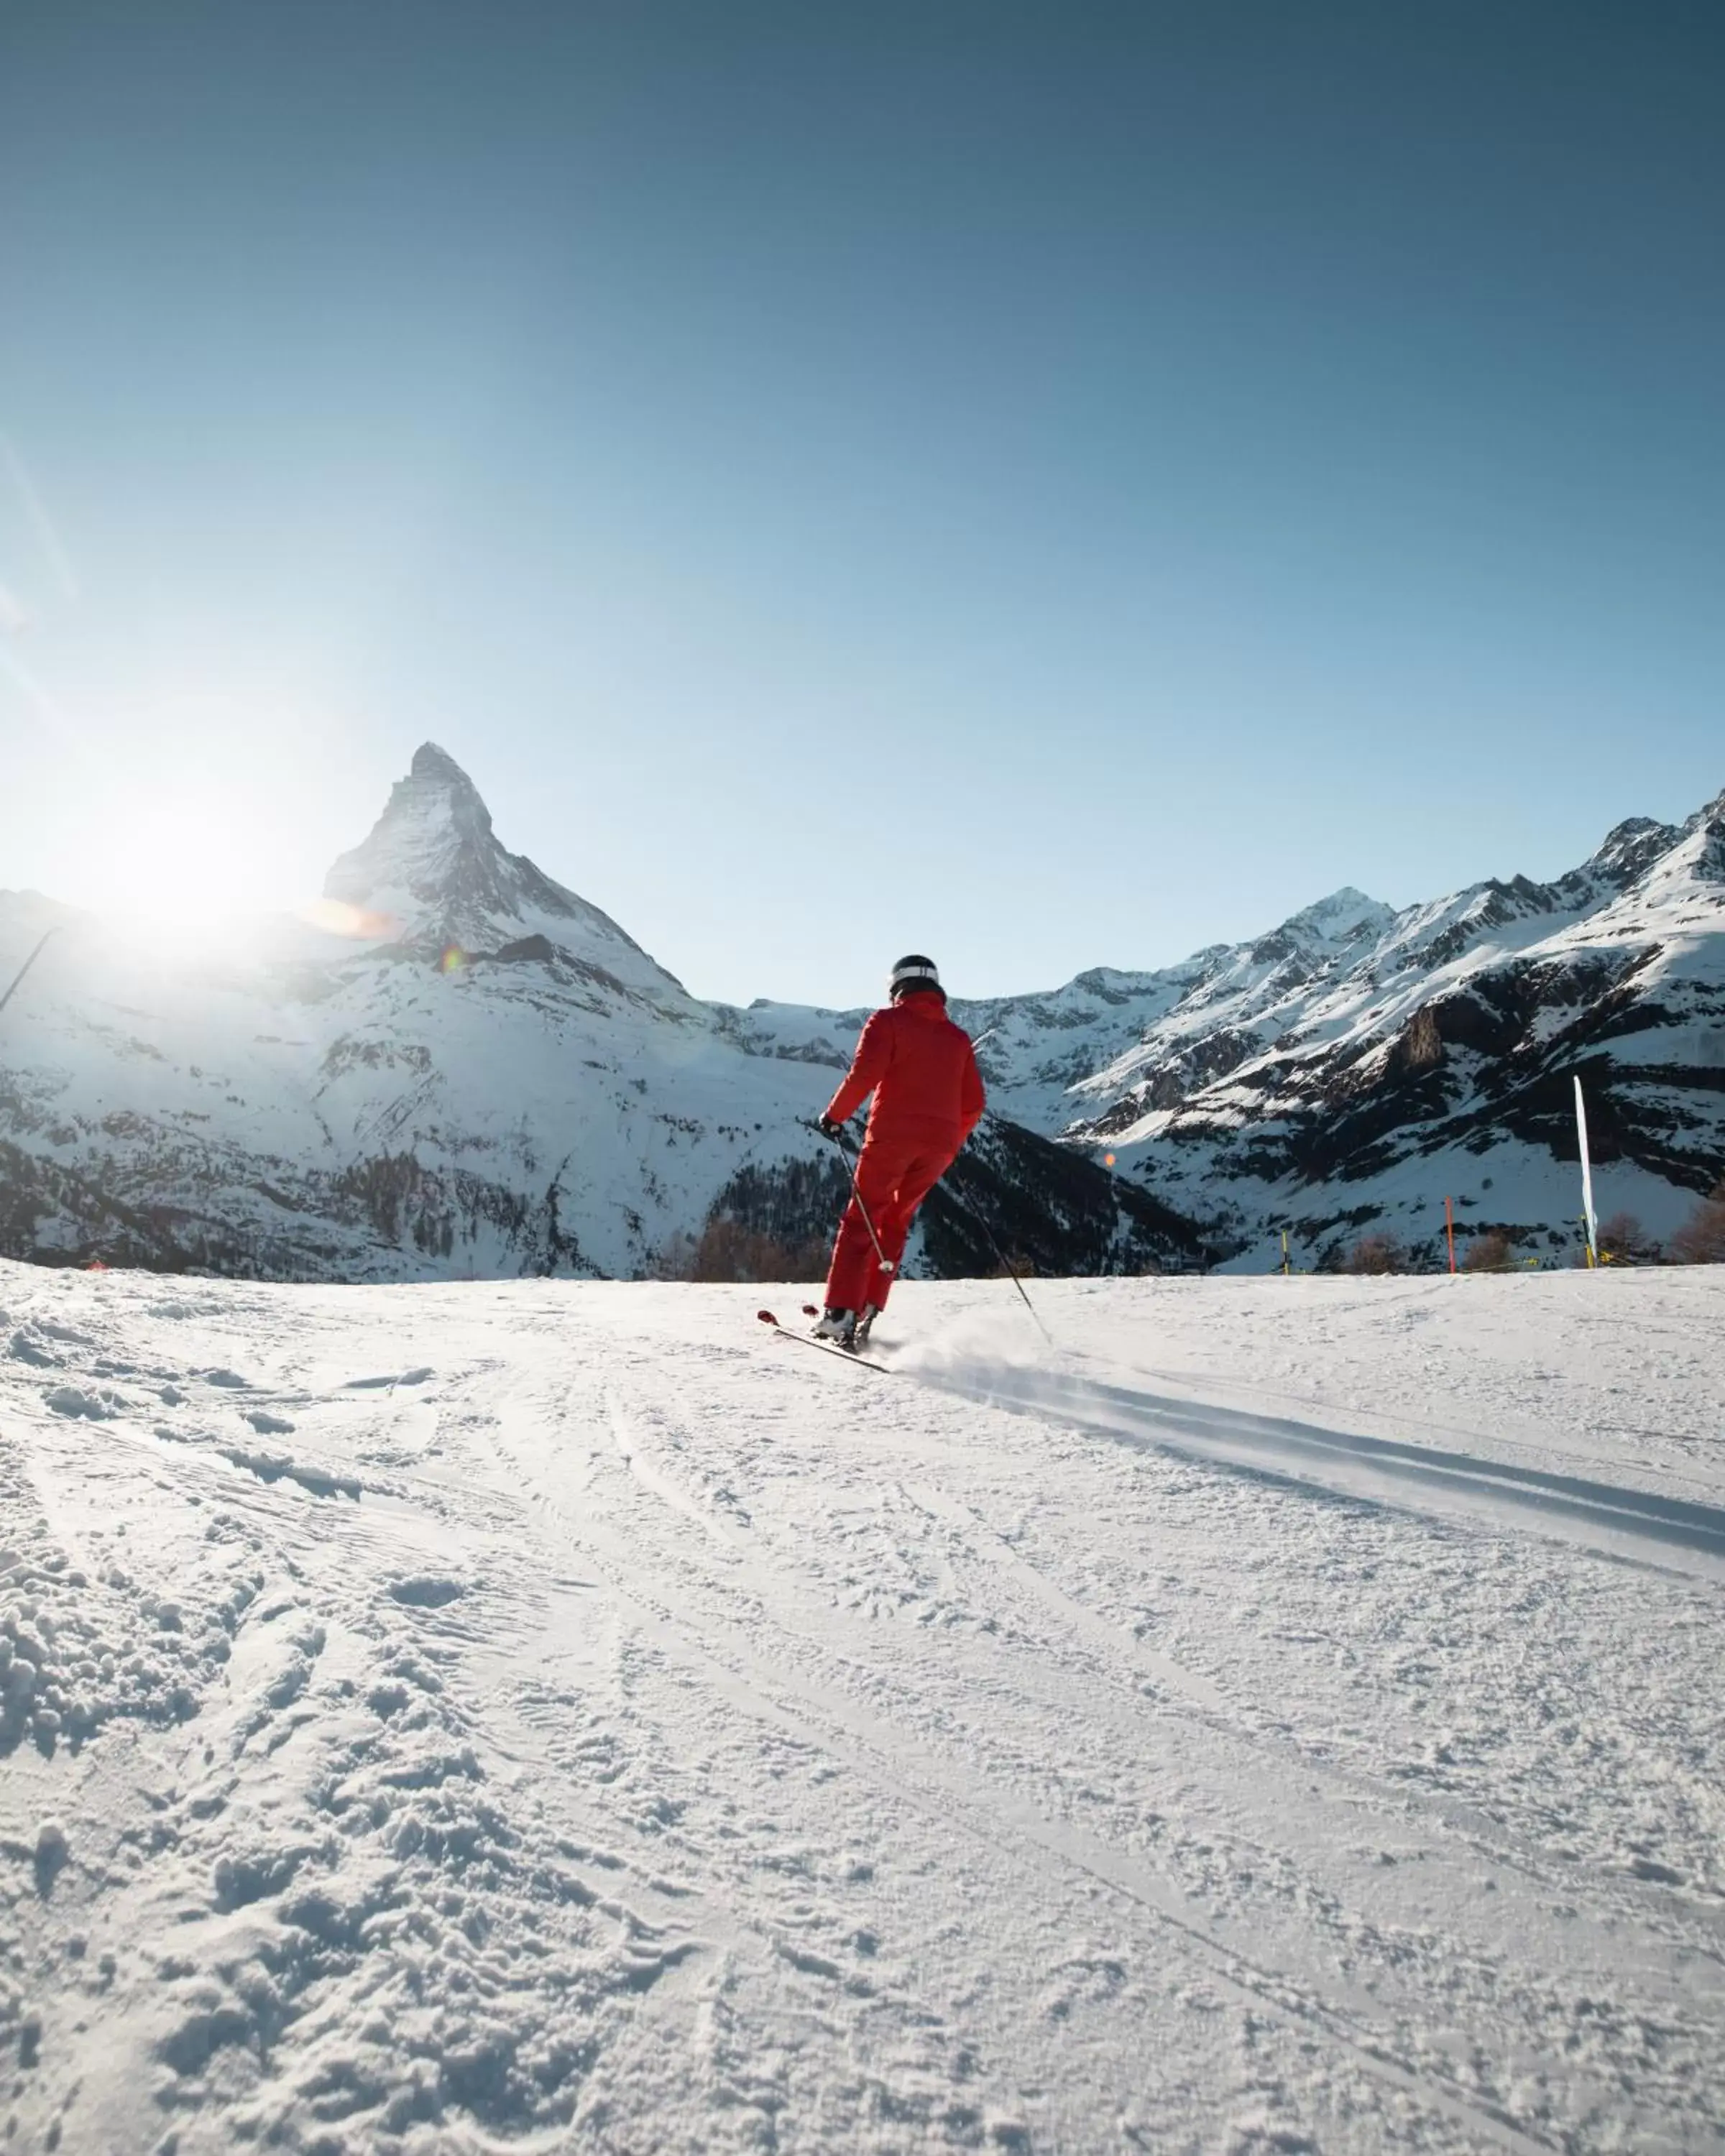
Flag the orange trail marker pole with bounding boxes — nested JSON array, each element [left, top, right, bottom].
[[1445, 1197, 1456, 1274]]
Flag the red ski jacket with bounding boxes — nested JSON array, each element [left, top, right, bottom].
[[824, 992, 986, 1149]]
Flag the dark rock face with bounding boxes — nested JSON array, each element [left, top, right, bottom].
[[696, 1120, 1210, 1284], [705, 1153, 855, 1253], [921, 1118, 1210, 1277], [1586, 816, 1680, 885], [1389, 1005, 1443, 1077], [1116, 1029, 1265, 1120], [696, 1121, 1214, 1281]]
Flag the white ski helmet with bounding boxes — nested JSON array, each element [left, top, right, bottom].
[[889, 954, 941, 997]]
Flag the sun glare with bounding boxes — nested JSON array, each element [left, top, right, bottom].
[[73, 778, 293, 947]]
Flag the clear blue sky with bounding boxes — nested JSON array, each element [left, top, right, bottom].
[[1, 1, 1721, 1007]]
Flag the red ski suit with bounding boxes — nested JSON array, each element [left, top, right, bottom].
[[822, 991, 985, 1314]]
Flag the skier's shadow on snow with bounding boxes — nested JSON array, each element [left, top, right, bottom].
[[928, 1365, 1725, 1565]]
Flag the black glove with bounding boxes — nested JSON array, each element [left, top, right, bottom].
[[817, 1115, 846, 1143]]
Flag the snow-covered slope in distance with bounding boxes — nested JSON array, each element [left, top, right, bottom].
[[727, 885, 1400, 1135], [0, 747, 1197, 1281], [729, 801, 1724, 1268], [1064, 793, 1725, 1266]]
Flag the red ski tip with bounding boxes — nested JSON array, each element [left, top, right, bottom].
[[756, 1309, 780, 1327]]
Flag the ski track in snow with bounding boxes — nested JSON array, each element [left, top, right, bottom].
[[2, 1265, 1723, 2154]]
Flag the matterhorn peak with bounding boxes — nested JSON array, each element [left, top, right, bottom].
[[318, 746, 686, 1006], [323, 744, 511, 938], [408, 740, 487, 800], [390, 740, 497, 847]]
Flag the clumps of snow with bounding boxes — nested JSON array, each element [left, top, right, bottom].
[[150, 1422, 364, 1501], [387, 1575, 466, 1608], [16, 2006, 43, 2072], [240, 1407, 295, 1435], [212, 1844, 307, 1912], [344, 1365, 435, 1390], [41, 1383, 126, 1421], [120, 1593, 686, 2142], [1, 1433, 263, 1757], [33, 1820, 68, 1894], [222, 1447, 359, 1501]]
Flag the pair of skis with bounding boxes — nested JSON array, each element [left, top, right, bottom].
[[755, 1306, 901, 1378]]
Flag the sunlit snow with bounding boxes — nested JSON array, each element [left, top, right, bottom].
[[4, 1261, 1722, 2151]]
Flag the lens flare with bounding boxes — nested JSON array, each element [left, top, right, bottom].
[[439, 944, 468, 975], [298, 898, 402, 941], [1103, 1152, 1116, 1167]]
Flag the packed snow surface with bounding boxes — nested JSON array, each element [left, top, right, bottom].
[[3, 1261, 1723, 2153]]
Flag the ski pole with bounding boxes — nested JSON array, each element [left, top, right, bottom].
[[942, 1183, 1053, 1345], [818, 1123, 895, 1282]]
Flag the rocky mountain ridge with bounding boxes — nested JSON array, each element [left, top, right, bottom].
[[723, 789, 1725, 1268], [1064, 791, 1725, 1265]]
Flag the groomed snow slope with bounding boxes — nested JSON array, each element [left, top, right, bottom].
[[4, 1263, 1722, 2153]]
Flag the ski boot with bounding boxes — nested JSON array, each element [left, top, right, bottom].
[[811, 1307, 857, 1350], [852, 1305, 880, 1351]]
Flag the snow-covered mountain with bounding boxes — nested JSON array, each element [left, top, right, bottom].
[[728, 887, 1402, 1138], [3, 746, 1718, 1280], [725, 797, 1725, 1269], [1058, 794, 1725, 1267], [0, 747, 1200, 1281], [323, 743, 699, 1010]]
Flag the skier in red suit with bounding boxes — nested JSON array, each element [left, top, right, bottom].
[[814, 954, 985, 1349]]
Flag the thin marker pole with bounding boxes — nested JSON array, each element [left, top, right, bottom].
[[0, 926, 59, 1022], [1444, 1197, 1456, 1275], [1574, 1077, 1598, 1268]]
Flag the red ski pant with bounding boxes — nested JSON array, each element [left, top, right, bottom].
[[824, 1125, 957, 1314]]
